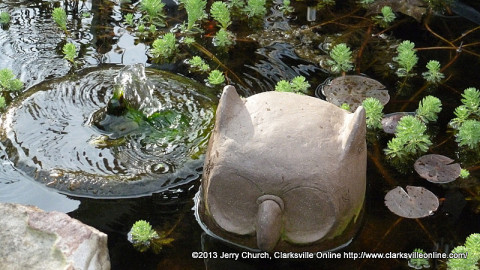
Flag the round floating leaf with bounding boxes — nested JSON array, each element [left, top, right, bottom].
[[322, 75, 390, 111], [381, 112, 415, 134], [385, 186, 439, 218], [414, 154, 461, 184]]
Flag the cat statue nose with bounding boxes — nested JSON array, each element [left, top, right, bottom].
[[196, 85, 366, 252]]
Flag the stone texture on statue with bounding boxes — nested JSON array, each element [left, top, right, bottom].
[[196, 85, 367, 252], [0, 203, 110, 270]]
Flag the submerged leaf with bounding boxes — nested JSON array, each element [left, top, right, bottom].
[[381, 112, 414, 134], [414, 154, 461, 183], [322, 75, 390, 111], [385, 186, 439, 218]]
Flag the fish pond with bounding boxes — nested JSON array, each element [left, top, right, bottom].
[[0, 0, 480, 269]]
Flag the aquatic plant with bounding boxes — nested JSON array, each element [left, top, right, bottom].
[[460, 168, 471, 179], [124, 13, 134, 26], [207, 70, 225, 85], [62, 42, 77, 67], [243, 0, 267, 18], [422, 60, 445, 84], [0, 94, 5, 109], [317, 0, 335, 9], [362, 97, 384, 129], [340, 103, 351, 111], [275, 76, 310, 94], [210, 1, 231, 29], [415, 95, 442, 123], [385, 115, 432, 159], [52, 7, 67, 33], [327, 43, 354, 73], [129, 220, 159, 252], [182, 36, 195, 45], [395, 40, 418, 77], [140, 0, 166, 26], [408, 248, 430, 269], [461, 87, 480, 114], [0, 12, 10, 25], [187, 56, 210, 72], [182, 0, 207, 31], [456, 119, 480, 149], [279, 0, 294, 14], [151, 33, 176, 59], [446, 233, 480, 270], [0, 68, 23, 91], [374, 6, 396, 28], [213, 28, 235, 47], [357, 0, 374, 6]]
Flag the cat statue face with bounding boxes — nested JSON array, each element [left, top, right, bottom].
[[196, 85, 366, 252]]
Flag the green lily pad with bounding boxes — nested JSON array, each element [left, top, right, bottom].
[[385, 186, 439, 218]]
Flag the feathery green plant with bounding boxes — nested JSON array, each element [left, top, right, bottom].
[[279, 0, 294, 14], [130, 220, 159, 252], [213, 28, 235, 47], [187, 56, 210, 72], [362, 97, 384, 129], [151, 33, 176, 59], [62, 42, 77, 67], [449, 87, 480, 133], [394, 40, 418, 77], [207, 70, 225, 85], [385, 115, 432, 159], [446, 233, 480, 270], [0, 68, 24, 91], [275, 76, 310, 94], [460, 168, 470, 178], [182, 36, 196, 45], [183, 0, 207, 31], [340, 103, 351, 111], [317, 0, 335, 9], [357, 0, 374, 6], [52, 7, 67, 33], [244, 0, 267, 18], [374, 6, 395, 28], [0, 12, 11, 25], [408, 248, 430, 269], [0, 94, 5, 109], [211, 1, 231, 29], [456, 119, 480, 149], [422, 60, 444, 84], [327, 43, 353, 73], [124, 13, 135, 26], [140, 0, 166, 26], [416, 95, 442, 123]]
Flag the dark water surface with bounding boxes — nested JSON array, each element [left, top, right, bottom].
[[1, 0, 480, 269]]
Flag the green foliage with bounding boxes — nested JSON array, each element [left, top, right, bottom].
[[244, 0, 267, 18], [208, 70, 225, 85], [62, 42, 77, 65], [187, 56, 210, 72], [415, 95, 442, 123], [450, 105, 470, 129], [408, 248, 430, 269], [384, 115, 432, 159], [211, 1, 231, 29], [183, 36, 195, 45], [0, 94, 5, 109], [465, 233, 480, 257], [0, 12, 11, 25], [140, 0, 166, 26], [358, 0, 374, 6], [460, 168, 470, 179], [279, 0, 294, 14], [362, 97, 384, 129], [456, 120, 480, 149], [213, 28, 235, 47], [124, 13, 135, 26], [395, 40, 418, 77], [0, 68, 24, 91], [130, 220, 159, 252], [340, 103, 351, 111], [374, 6, 395, 27], [151, 33, 176, 59], [461, 87, 480, 114], [275, 76, 310, 94], [317, 0, 336, 9], [183, 0, 207, 31], [327, 43, 354, 73], [446, 233, 480, 270], [422, 60, 444, 84], [52, 7, 67, 33]]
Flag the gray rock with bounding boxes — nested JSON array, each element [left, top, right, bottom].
[[0, 203, 110, 270], [197, 85, 367, 252]]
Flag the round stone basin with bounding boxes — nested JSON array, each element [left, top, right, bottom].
[[0, 65, 216, 198]]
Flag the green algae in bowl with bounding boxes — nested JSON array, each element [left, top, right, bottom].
[[0, 64, 216, 198]]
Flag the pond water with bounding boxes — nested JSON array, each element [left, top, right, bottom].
[[1, 0, 480, 269]]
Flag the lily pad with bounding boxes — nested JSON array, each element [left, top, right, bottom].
[[322, 75, 390, 111], [385, 186, 439, 218], [366, 0, 427, 22], [414, 154, 461, 184], [381, 112, 415, 134]]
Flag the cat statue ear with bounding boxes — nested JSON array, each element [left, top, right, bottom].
[[341, 105, 366, 158], [215, 85, 245, 131]]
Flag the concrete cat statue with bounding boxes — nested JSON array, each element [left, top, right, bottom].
[[196, 85, 366, 252]]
